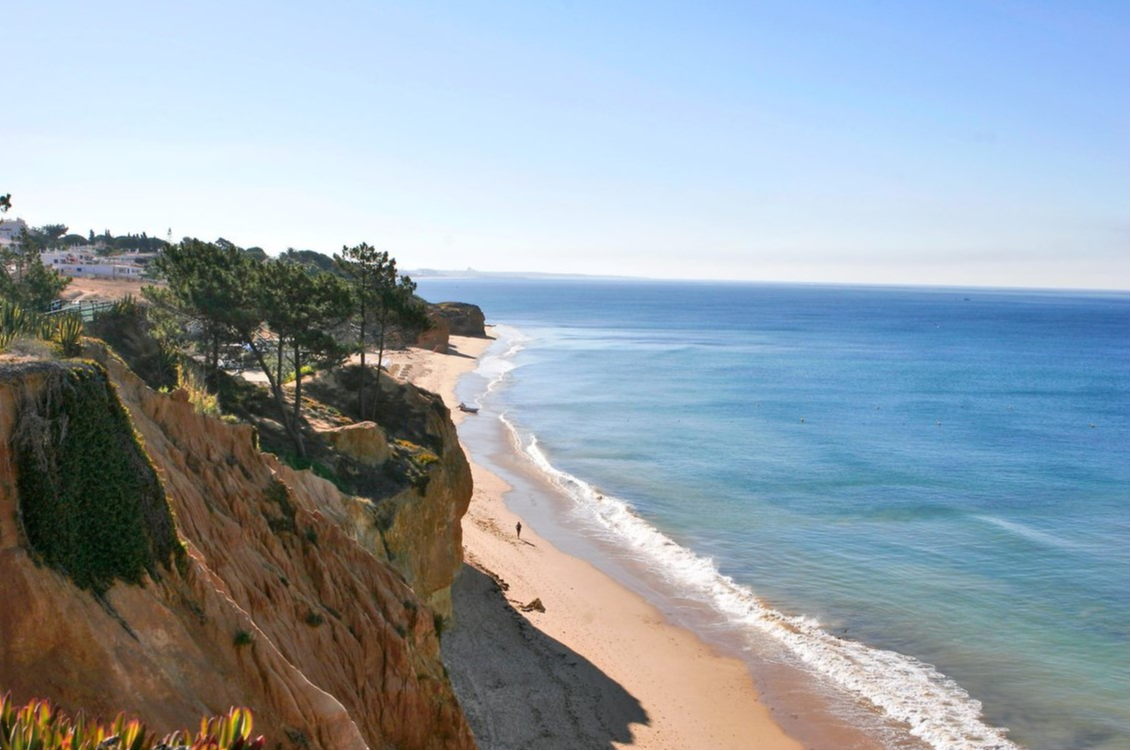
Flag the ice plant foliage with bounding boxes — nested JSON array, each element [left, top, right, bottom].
[[0, 692, 264, 749]]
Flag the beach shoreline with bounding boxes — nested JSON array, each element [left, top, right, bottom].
[[388, 334, 803, 749]]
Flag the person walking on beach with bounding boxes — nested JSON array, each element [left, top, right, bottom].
[[516, 521, 522, 540]]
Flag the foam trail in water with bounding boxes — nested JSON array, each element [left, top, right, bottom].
[[975, 514, 1084, 554], [496, 413, 1016, 750]]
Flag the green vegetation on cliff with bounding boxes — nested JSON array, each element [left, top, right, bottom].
[[11, 361, 185, 593], [145, 238, 431, 457], [1, 300, 84, 358]]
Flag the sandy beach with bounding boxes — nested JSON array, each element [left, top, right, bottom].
[[387, 334, 801, 750]]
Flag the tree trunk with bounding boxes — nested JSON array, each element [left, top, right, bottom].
[[375, 303, 388, 414], [208, 333, 220, 391], [291, 341, 303, 435], [358, 304, 367, 420], [248, 337, 306, 458], [275, 338, 285, 395]]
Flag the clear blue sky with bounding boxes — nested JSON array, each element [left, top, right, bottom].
[[6, 0, 1128, 289]]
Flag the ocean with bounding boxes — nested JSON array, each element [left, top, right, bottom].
[[415, 278, 1129, 750]]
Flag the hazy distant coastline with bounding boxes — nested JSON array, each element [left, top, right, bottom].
[[405, 268, 638, 281]]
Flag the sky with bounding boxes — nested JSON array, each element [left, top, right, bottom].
[[5, 0, 1128, 289]]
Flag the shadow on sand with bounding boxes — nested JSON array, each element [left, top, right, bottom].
[[441, 564, 648, 749], [443, 344, 478, 360]]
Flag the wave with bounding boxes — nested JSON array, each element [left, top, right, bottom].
[[495, 411, 1015, 750], [467, 325, 529, 407]]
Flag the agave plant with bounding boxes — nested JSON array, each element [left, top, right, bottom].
[[0, 300, 58, 355], [106, 294, 143, 319], [50, 313, 85, 357], [1, 304, 25, 354], [0, 300, 41, 352]]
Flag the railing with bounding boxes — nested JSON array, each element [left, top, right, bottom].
[[44, 299, 115, 322]]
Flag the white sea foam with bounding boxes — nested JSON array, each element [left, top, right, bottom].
[[474, 325, 529, 396], [497, 413, 1017, 750]]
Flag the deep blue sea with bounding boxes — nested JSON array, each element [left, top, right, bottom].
[[416, 278, 1130, 750]]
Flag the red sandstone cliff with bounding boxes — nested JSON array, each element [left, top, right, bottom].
[[0, 351, 474, 749]]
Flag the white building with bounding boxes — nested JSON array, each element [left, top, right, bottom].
[[0, 217, 28, 246], [39, 250, 145, 279]]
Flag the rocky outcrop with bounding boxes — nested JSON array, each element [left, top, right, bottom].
[[303, 365, 473, 623], [375, 376, 473, 620], [430, 302, 487, 338], [418, 311, 452, 353], [0, 351, 475, 749], [320, 421, 391, 467]]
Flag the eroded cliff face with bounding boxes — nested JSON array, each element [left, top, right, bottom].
[[429, 303, 487, 339], [418, 312, 452, 353], [0, 352, 475, 749], [302, 365, 473, 623], [372, 376, 472, 621]]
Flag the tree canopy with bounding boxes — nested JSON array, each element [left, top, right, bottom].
[[334, 242, 430, 419], [146, 239, 378, 457], [0, 225, 72, 309], [280, 248, 339, 275]]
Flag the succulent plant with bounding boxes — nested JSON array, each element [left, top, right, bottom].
[[0, 692, 264, 750]]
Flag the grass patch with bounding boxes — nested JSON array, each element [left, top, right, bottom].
[[175, 360, 220, 417]]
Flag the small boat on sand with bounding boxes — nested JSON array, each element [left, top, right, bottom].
[[458, 402, 479, 414]]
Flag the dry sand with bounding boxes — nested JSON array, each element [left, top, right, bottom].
[[387, 335, 801, 750], [61, 276, 151, 302]]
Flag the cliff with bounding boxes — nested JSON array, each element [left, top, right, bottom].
[[371, 380, 472, 620], [0, 351, 475, 749], [299, 363, 473, 622], [430, 303, 487, 338], [418, 311, 452, 353]]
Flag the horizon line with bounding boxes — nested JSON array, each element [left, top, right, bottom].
[[407, 269, 1131, 295]]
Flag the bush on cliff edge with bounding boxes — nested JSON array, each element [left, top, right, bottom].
[[12, 361, 185, 593]]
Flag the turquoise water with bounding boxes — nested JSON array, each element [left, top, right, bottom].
[[417, 278, 1129, 750]]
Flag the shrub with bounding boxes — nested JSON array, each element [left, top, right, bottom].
[[264, 479, 297, 536], [177, 361, 220, 417], [86, 299, 178, 391], [281, 364, 316, 384], [390, 439, 440, 492], [268, 450, 347, 493], [13, 362, 185, 593]]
